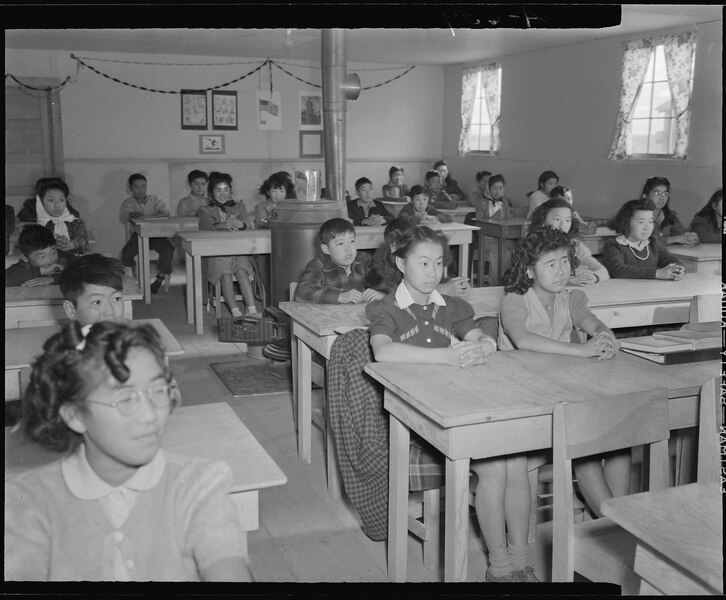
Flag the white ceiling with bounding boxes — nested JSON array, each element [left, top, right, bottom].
[[5, 6, 722, 66]]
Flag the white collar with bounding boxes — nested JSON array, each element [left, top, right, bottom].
[[394, 281, 446, 309], [61, 443, 166, 500], [615, 235, 649, 251]]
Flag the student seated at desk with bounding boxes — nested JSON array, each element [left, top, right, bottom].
[[433, 159, 468, 205], [499, 227, 623, 519], [366, 226, 538, 583], [381, 165, 410, 202], [364, 216, 470, 298], [640, 176, 699, 246], [469, 170, 492, 221], [119, 173, 175, 294], [689, 188, 722, 244], [197, 171, 262, 319], [398, 185, 453, 225], [4, 321, 251, 582], [424, 169, 458, 210], [5, 225, 65, 287], [347, 177, 394, 227], [295, 217, 382, 304], [60, 253, 126, 325], [528, 198, 609, 286], [254, 171, 294, 229], [603, 198, 686, 280], [176, 169, 208, 217]]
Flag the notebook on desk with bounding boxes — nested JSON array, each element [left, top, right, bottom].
[[621, 346, 721, 365], [620, 336, 694, 354], [652, 329, 722, 350]]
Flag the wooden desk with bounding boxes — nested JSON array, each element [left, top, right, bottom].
[[475, 218, 616, 285], [380, 199, 409, 218], [279, 272, 719, 477], [364, 352, 719, 582], [5, 402, 287, 560], [5, 275, 142, 329], [602, 482, 722, 595], [4, 318, 185, 402], [668, 243, 722, 276], [438, 206, 474, 224], [130, 216, 199, 304], [179, 223, 476, 335]]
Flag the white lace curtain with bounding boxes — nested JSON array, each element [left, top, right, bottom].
[[458, 63, 501, 155], [609, 31, 696, 160]]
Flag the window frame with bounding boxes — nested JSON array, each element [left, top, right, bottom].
[[465, 65, 502, 156]]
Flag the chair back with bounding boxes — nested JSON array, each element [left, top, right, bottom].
[[697, 377, 721, 484], [551, 388, 670, 582]]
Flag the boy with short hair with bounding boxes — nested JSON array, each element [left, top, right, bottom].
[[398, 185, 454, 225], [5, 224, 64, 287], [60, 253, 126, 325], [346, 177, 394, 227], [425, 170, 458, 210], [295, 218, 383, 304], [177, 169, 209, 216], [119, 173, 175, 293]]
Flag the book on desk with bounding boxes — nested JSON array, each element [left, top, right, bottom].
[[652, 328, 722, 350], [621, 346, 721, 364]]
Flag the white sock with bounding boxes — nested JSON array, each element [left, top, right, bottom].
[[231, 307, 243, 318], [246, 305, 259, 315]]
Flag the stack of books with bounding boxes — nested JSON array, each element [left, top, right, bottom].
[[620, 327, 722, 364]]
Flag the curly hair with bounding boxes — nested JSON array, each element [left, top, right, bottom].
[[22, 321, 174, 454], [392, 225, 452, 270], [609, 198, 655, 236], [528, 197, 580, 238], [641, 176, 677, 227], [258, 171, 294, 199], [502, 227, 579, 295]]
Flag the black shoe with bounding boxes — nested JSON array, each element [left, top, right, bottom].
[[150, 274, 166, 294]]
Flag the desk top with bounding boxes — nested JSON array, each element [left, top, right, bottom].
[[667, 243, 722, 262], [364, 350, 719, 428], [131, 216, 199, 236], [5, 275, 142, 307], [5, 402, 287, 494], [601, 482, 722, 593], [279, 272, 720, 336], [5, 318, 184, 370]]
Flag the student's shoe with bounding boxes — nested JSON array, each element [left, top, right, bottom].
[[513, 566, 540, 582], [485, 568, 520, 583], [150, 274, 166, 294]]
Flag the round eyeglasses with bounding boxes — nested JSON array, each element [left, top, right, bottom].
[[651, 191, 670, 198], [86, 383, 179, 417]]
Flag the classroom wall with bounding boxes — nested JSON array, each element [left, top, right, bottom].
[[440, 20, 722, 226], [5, 49, 444, 256]]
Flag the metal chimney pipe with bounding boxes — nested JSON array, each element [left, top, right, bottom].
[[321, 29, 360, 219]]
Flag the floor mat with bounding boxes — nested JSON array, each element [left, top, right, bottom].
[[209, 361, 292, 397]]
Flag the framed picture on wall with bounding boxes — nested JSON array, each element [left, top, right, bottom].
[[212, 90, 238, 130], [199, 134, 225, 154], [299, 92, 322, 129], [181, 90, 208, 130], [299, 130, 323, 158]]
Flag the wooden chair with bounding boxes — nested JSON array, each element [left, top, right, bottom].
[[697, 377, 720, 484], [547, 388, 671, 593]]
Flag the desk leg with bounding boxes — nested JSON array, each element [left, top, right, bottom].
[[444, 457, 470, 582], [388, 412, 409, 582], [290, 332, 299, 434], [297, 337, 312, 464], [141, 236, 151, 304], [193, 255, 203, 336], [477, 231, 486, 285], [458, 242, 469, 279], [495, 234, 506, 287], [185, 251, 194, 325]]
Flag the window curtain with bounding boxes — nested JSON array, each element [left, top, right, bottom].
[[458, 66, 481, 156], [662, 31, 696, 159], [608, 38, 653, 160], [457, 63, 501, 156]]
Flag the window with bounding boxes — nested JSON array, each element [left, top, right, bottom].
[[629, 44, 695, 156], [458, 63, 502, 155]]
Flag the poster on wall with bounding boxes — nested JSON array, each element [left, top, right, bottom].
[[181, 90, 208, 130], [299, 92, 322, 129], [212, 90, 237, 130], [256, 90, 282, 130]]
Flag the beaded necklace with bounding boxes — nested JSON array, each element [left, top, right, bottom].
[[628, 243, 650, 261]]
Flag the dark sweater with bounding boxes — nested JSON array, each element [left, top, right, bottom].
[[602, 237, 682, 279]]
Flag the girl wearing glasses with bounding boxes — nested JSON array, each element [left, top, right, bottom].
[[640, 177, 699, 246], [5, 321, 250, 582]]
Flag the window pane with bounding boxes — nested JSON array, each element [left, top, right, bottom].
[[652, 82, 673, 118], [653, 45, 668, 81], [630, 120, 650, 154], [471, 95, 483, 126], [469, 125, 482, 150], [479, 128, 491, 151], [649, 118, 673, 154], [633, 84, 653, 119]]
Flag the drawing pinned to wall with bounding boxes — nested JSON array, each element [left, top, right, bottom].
[[181, 90, 207, 130], [212, 90, 237, 130], [256, 90, 282, 130], [300, 92, 322, 130]]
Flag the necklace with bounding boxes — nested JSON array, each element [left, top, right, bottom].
[[628, 243, 650, 261]]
